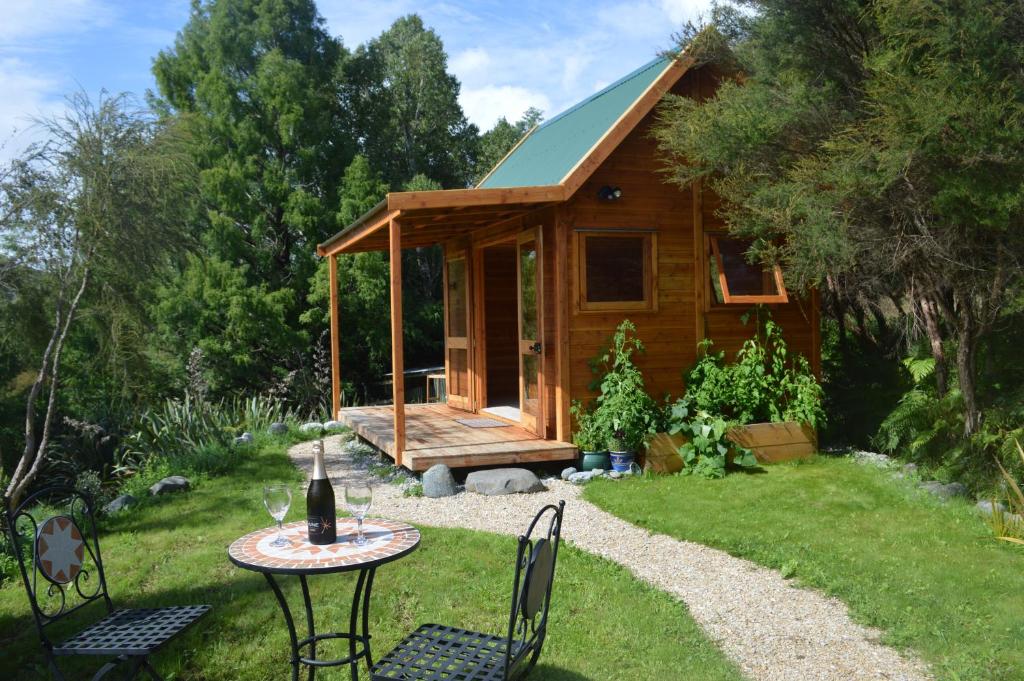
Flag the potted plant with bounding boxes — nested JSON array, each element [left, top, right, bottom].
[[570, 401, 610, 471], [591, 321, 658, 473]]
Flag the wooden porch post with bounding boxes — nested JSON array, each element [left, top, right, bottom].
[[389, 216, 406, 465], [328, 253, 341, 420]]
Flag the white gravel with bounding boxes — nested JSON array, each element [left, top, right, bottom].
[[290, 436, 931, 681]]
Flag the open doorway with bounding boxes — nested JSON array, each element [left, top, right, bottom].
[[480, 242, 520, 421]]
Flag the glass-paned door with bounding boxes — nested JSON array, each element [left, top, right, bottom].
[[516, 228, 543, 434], [444, 252, 471, 410]]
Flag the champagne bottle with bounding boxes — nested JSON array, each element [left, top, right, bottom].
[[306, 440, 336, 544]]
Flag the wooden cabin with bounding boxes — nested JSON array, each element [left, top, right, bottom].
[[316, 55, 820, 472]]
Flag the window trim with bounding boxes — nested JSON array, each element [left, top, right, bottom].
[[576, 229, 658, 313], [708, 234, 789, 305]]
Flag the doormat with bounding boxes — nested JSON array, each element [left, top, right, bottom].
[[455, 418, 510, 429]]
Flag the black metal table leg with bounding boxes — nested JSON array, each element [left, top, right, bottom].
[[299, 575, 316, 681], [264, 572, 301, 681], [361, 568, 376, 671], [265, 568, 377, 680]]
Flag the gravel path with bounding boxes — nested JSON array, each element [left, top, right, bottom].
[[290, 436, 930, 681]]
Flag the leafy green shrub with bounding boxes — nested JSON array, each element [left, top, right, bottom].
[[120, 394, 289, 478], [570, 401, 607, 451], [987, 440, 1024, 546], [666, 400, 756, 479], [685, 314, 825, 429], [586, 321, 660, 452]]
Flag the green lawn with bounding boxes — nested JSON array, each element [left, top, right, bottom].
[[0, 438, 742, 681], [585, 456, 1024, 681]]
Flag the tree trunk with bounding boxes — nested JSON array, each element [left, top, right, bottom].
[[5, 266, 90, 509], [919, 296, 948, 396], [955, 300, 981, 437]]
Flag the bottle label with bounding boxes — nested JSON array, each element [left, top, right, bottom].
[[307, 515, 334, 536]]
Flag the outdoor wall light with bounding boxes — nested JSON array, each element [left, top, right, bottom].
[[597, 185, 622, 201]]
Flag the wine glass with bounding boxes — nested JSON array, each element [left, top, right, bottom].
[[345, 484, 372, 546], [263, 485, 292, 547]]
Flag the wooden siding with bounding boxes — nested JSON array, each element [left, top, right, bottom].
[[564, 67, 820, 407]]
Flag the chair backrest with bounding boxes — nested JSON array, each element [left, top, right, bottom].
[[503, 500, 565, 680], [4, 487, 113, 649]]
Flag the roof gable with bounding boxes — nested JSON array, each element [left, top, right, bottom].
[[478, 56, 674, 189]]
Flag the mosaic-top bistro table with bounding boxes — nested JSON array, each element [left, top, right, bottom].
[[228, 518, 420, 680]]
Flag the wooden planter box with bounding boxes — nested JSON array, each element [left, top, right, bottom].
[[645, 432, 686, 474], [727, 421, 817, 463]]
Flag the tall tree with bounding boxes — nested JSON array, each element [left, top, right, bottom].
[[151, 0, 351, 393], [655, 0, 1024, 438], [1, 92, 193, 506], [342, 14, 478, 189], [305, 155, 390, 403], [474, 107, 544, 184]]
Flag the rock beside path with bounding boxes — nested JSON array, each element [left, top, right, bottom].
[[299, 422, 323, 433], [422, 464, 458, 498], [465, 468, 545, 495], [149, 475, 190, 496], [324, 420, 346, 431], [269, 422, 288, 435], [104, 494, 136, 513]]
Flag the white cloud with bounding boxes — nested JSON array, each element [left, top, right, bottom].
[[659, 0, 712, 25], [0, 0, 114, 43], [459, 85, 551, 130], [450, 47, 491, 78], [0, 58, 62, 162]]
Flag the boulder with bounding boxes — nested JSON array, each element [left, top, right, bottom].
[[560, 467, 577, 481], [920, 480, 969, 501], [299, 422, 323, 433], [104, 494, 136, 513], [902, 463, 918, 474], [269, 422, 288, 435], [149, 475, 190, 496], [608, 471, 622, 480], [944, 482, 969, 498], [422, 464, 458, 498], [465, 468, 545, 495], [234, 432, 254, 446], [568, 471, 599, 485], [976, 500, 1007, 516], [324, 420, 346, 431]]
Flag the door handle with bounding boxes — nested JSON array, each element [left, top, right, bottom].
[[530, 342, 542, 354]]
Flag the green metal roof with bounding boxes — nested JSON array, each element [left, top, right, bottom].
[[478, 56, 672, 189]]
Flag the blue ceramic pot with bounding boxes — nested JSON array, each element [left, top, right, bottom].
[[609, 450, 634, 473], [580, 450, 610, 471]]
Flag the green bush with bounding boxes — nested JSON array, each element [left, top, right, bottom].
[[667, 401, 756, 479], [685, 313, 825, 429], [588, 320, 660, 452], [121, 394, 290, 475]]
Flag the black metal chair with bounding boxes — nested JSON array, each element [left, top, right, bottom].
[[371, 501, 565, 681], [4, 486, 210, 680]]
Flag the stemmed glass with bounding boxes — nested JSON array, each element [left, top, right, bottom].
[[345, 485, 373, 546], [263, 485, 292, 548]]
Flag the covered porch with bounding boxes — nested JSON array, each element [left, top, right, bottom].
[[317, 184, 575, 470], [335, 403, 576, 472]]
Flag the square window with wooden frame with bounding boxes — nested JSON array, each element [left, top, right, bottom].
[[576, 230, 657, 312], [707, 234, 788, 305]]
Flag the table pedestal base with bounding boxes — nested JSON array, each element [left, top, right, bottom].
[[264, 568, 377, 681]]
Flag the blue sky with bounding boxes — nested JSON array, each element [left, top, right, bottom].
[[0, 0, 713, 162]]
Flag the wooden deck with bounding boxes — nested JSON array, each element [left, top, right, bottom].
[[335, 404, 577, 472]]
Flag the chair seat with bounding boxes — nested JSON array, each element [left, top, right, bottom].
[[55, 605, 211, 657], [372, 623, 514, 680]]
